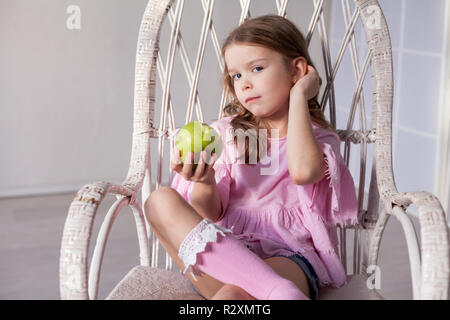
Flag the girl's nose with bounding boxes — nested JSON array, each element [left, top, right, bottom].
[[241, 77, 252, 90]]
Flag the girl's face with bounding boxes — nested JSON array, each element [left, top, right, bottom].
[[224, 43, 295, 119]]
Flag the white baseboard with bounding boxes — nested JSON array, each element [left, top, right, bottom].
[[0, 185, 81, 199], [0, 179, 122, 200], [0, 179, 169, 200]]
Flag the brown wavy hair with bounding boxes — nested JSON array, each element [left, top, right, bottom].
[[221, 14, 337, 165]]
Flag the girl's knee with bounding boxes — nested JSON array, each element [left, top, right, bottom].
[[144, 186, 181, 225]]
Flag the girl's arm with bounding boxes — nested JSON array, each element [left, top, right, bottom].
[[190, 178, 222, 222], [287, 69, 327, 185], [171, 149, 222, 221]]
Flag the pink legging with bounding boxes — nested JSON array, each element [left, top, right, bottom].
[[178, 218, 309, 300]]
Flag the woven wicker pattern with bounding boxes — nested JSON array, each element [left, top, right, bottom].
[[106, 266, 204, 300], [59, 0, 449, 300]]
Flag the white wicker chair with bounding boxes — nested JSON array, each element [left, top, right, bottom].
[[59, 0, 449, 300]]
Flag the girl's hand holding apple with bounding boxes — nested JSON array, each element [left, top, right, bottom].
[[171, 120, 222, 184], [170, 148, 218, 184]]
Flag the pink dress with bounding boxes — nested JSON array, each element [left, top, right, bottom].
[[170, 115, 358, 288]]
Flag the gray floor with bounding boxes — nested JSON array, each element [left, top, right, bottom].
[[0, 192, 420, 299]]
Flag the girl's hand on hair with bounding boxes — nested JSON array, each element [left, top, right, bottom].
[[170, 147, 218, 185], [291, 65, 321, 101]]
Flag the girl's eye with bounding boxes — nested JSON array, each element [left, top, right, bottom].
[[231, 66, 263, 81]]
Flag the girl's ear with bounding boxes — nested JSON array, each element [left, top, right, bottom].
[[291, 57, 308, 83]]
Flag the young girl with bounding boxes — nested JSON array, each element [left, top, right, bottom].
[[144, 14, 358, 300]]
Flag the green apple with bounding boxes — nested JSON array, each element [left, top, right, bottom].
[[175, 120, 223, 171]]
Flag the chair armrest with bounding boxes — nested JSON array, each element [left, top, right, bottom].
[[59, 181, 148, 300], [390, 191, 449, 299]]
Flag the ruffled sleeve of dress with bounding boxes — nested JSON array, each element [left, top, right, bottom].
[[170, 117, 234, 223], [295, 124, 359, 288], [299, 124, 359, 227]]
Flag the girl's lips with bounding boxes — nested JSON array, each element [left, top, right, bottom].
[[246, 96, 260, 103]]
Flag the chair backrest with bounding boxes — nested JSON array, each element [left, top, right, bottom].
[[130, 0, 396, 278]]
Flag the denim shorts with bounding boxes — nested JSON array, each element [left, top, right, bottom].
[[276, 254, 319, 300]]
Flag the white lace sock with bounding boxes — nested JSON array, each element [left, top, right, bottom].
[[178, 218, 309, 300]]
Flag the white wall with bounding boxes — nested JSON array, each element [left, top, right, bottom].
[[0, 0, 149, 197], [330, 0, 448, 217], [0, 0, 332, 198]]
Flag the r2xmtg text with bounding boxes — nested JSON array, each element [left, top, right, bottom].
[[223, 304, 271, 315]]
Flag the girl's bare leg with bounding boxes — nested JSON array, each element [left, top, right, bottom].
[[145, 186, 306, 300], [144, 186, 226, 299], [210, 284, 255, 300]]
